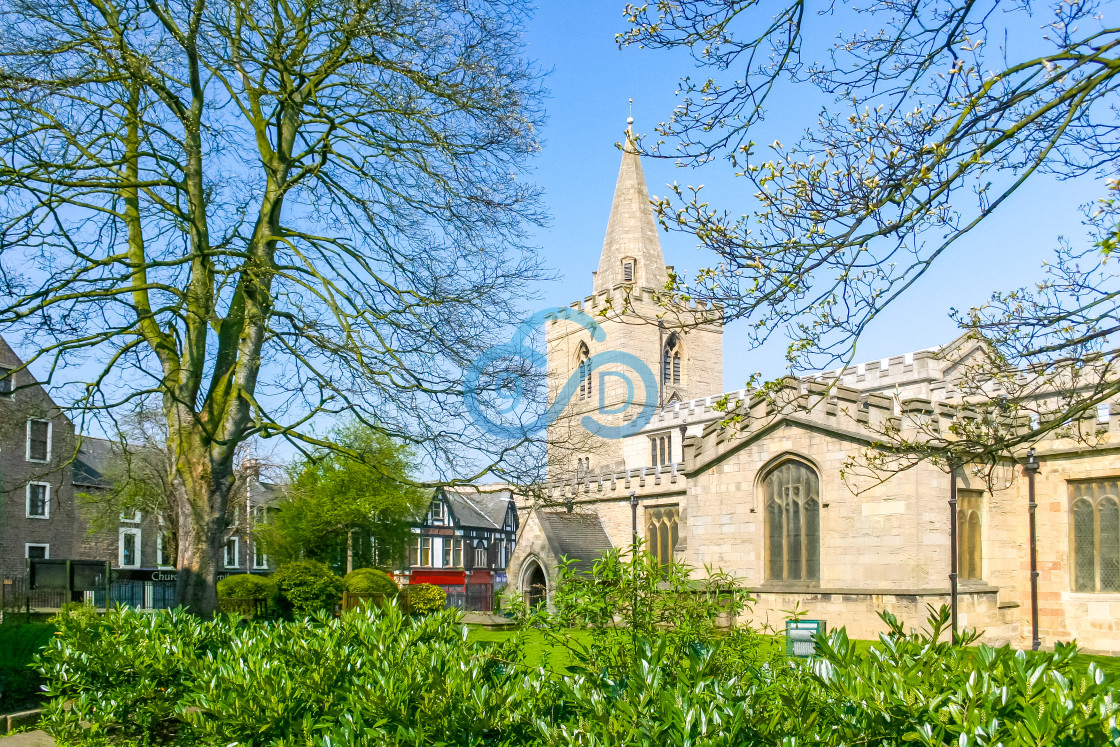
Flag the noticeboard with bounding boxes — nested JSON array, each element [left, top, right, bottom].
[[785, 619, 826, 658]]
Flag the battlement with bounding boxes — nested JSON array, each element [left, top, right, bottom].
[[541, 460, 688, 501]]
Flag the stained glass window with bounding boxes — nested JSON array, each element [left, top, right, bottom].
[[1070, 480, 1120, 592], [646, 505, 679, 569], [764, 460, 821, 582]]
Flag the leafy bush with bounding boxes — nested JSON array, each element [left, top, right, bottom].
[[37, 604, 542, 746], [406, 583, 446, 615], [34, 603, 1120, 746], [216, 573, 275, 600], [273, 560, 343, 615], [343, 567, 398, 595]]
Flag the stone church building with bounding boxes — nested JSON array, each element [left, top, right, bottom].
[[508, 126, 1120, 654]]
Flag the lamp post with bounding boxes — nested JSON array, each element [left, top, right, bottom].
[[949, 461, 959, 643], [630, 490, 638, 546], [1024, 448, 1041, 651]]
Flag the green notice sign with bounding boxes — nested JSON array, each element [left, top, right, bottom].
[[785, 619, 826, 657]]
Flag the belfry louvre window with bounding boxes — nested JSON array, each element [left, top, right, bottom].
[[646, 505, 679, 568], [576, 344, 592, 401], [957, 490, 983, 581], [1071, 479, 1120, 592], [649, 433, 673, 467], [623, 260, 635, 283], [764, 460, 820, 583], [662, 334, 681, 386]]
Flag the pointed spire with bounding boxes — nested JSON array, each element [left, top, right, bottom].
[[593, 117, 669, 294]]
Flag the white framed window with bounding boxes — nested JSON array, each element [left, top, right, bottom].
[[223, 536, 240, 568], [474, 546, 487, 568], [0, 366, 12, 396], [26, 419, 51, 462], [421, 537, 432, 566], [26, 482, 49, 519], [430, 500, 445, 523], [120, 509, 141, 523], [1098, 403, 1112, 424], [119, 527, 141, 568], [25, 543, 49, 560], [253, 543, 268, 569], [156, 532, 175, 567], [442, 538, 463, 568]]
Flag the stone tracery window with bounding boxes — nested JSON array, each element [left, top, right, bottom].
[[764, 459, 820, 583], [646, 504, 679, 569], [1071, 479, 1120, 592]]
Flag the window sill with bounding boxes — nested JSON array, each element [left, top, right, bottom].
[[25, 514, 49, 520]]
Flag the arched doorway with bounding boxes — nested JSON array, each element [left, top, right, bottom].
[[524, 561, 547, 608]]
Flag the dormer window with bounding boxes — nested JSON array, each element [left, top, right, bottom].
[[430, 500, 445, 523], [622, 258, 635, 283]]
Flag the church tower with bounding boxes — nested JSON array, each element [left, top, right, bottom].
[[545, 123, 723, 480]]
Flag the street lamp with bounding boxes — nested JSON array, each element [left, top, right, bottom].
[[629, 490, 638, 546], [1024, 448, 1041, 651], [949, 461, 959, 642]]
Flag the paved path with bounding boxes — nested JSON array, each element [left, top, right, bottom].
[[0, 731, 53, 747]]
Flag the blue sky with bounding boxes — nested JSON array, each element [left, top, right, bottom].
[[519, 1, 1107, 391]]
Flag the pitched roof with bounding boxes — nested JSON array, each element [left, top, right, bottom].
[[594, 126, 669, 293], [73, 436, 117, 489], [440, 486, 514, 530], [537, 511, 613, 570]]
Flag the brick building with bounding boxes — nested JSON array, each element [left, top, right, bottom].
[[0, 335, 278, 590]]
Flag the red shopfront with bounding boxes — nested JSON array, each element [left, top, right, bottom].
[[407, 568, 493, 612]]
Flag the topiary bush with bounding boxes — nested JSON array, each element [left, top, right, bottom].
[[342, 568, 398, 595], [217, 573, 275, 600], [273, 560, 343, 616], [406, 583, 446, 615]]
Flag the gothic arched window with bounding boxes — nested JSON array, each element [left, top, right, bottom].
[[662, 333, 682, 386], [576, 343, 591, 401], [764, 459, 820, 583], [1071, 479, 1120, 592], [957, 490, 983, 581]]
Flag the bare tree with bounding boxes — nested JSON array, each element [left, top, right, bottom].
[[620, 0, 1119, 468], [0, 0, 546, 613]]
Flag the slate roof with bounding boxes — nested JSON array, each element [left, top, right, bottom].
[[73, 436, 118, 489], [537, 511, 613, 571], [249, 478, 285, 506], [440, 486, 514, 530]]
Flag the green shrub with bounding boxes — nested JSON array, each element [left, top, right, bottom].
[[216, 573, 275, 600], [342, 568, 398, 595], [406, 583, 446, 615], [37, 604, 540, 746], [273, 560, 343, 615]]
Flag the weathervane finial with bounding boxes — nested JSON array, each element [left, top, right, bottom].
[[627, 98, 634, 127]]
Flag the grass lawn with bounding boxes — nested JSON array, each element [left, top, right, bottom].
[[465, 625, 1120, 680]]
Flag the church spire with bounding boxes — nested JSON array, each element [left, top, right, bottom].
[[593, 117, 669, 294]]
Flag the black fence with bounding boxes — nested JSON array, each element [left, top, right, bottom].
[[444, 583, 493, 613], [1, 576, 180, 615]]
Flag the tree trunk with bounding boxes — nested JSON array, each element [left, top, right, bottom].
[[347, 529, 354, 574], [172, 432, 236, 616]]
